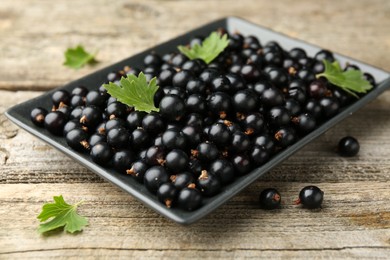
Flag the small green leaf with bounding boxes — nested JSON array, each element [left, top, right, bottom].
[[37, 195, 88, 234], [178, 32, 230, 64], [63, 45, 98, 69], [103, 72, 160, 113], [316, 60, 373, 98]]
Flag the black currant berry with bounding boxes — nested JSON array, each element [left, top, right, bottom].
[[259, 188, 281, 209], [30, 107, 48, 127], [197, 170, 221, 197], [145, 146, 166, 166], [209, 159, 235, 184], [162, 129, 187, 150], [295, 185, 324, 209], [251, 145, 270, 166], [165, 149, 189, 172], [338, 136, 360, 157], [127, 160, 148, 182], [177, 187, 202, 211], [208, 123, 231, 147], [80, 106, 102, 128], [159, 95, 186, 122], [90, 142, 112, 166], [233, 89, 258, 113], [113, 149, 135, 173], [274, 127, 296, 148], [144, 166, 169, 193], [230, 131, 251, 153], [193, 142, 219, 162], [44, 111, 67, 136], [157, 183, 178, 208], [52, 90, 71, 107], [107, 127, 131, 149], [142, 112, 165, 134], [66, 128, 90, 152]]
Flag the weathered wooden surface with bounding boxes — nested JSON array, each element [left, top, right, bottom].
[[1, 0, 390, 259]]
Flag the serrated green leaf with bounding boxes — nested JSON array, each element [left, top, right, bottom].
[[316, 60, 373, 98], [37, 195, 88, 234], [63, 45, 97, 69], [103, 72, 160, 113], [178, 32, 229, 64]]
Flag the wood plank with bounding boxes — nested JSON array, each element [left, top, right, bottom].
[[0, 183, 390, 258], [0, 0, 389, 90]]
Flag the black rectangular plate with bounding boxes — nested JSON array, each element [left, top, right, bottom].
[[6, 17, 390, 224]]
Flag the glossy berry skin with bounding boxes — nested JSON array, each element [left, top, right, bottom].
[[131, 128, 150, 149], [142, 112, 165, 134], [89, 133, 106, 147], [171, 171, 194, 189], [63, 119, 86, 136], [44, 111, 67, 136], [177, 188, 203, 211], [197, 170, 221, 197], [112, 149, 135, 173], [106, 101, 129, 119], [208, 123, 231, 147], [85, 90, 106, 108], [107, 127, 130, 149], [52, 90, 71, 107], [254, 135, 276, 154], [145, 146, 166, 166], [319, 97, 340, 118], [72, 86, 89, 97], [126, 111, 147, 130], [194, 142, 219, 162], [274, 127, 296, 148], [296, 185, 324, 209], [162, 129, 187, 150], [157, 183, 178, 208], [259, 188, 281, 209], [338, 136, 360, 157], [159, 95, 186, 122], [292, 113, 316, 134], [165, 149, 189, 172], [80, 106, 102, 128], [66, 128, 90, 152], [90, 142, 112, 166], [232, 154, 252, 175], [207, 92, 232, 119], [242, 113, 265, 135], [233, 89, 258, 113], [261, 87, 285, 108], [251, 145, 270, 166], [30, 107, 48, 127], [209, 159, 235, 184], [144, 166, 169, 193], [230, 131, 251, 153], [127, 160, 148, 182], [185, 94, 206, 114], [172, 70, 193, 89]]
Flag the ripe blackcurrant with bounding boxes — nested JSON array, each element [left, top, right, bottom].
[[144, 166, 169, 193], [338, 136, 360, 157], [30, 107, 48, 127], [295, 185, 324, 209], [259, 188, 281, 209]]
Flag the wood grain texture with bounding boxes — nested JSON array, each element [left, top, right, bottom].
[[0, 0, 389, 90], [1, 0, 390, 259]]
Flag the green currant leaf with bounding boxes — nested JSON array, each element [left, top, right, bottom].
[[178, 32, 230, 64], [37, 195, 88, 234], [316, 60, 373, 98], [103, 72, 160, 113], [63, 45, 98, 69]]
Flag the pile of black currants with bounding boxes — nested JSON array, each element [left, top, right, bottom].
[[30, 29, 376, 211]]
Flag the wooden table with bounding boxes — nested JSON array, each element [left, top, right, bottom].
[[1, 0, 390, 258]]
